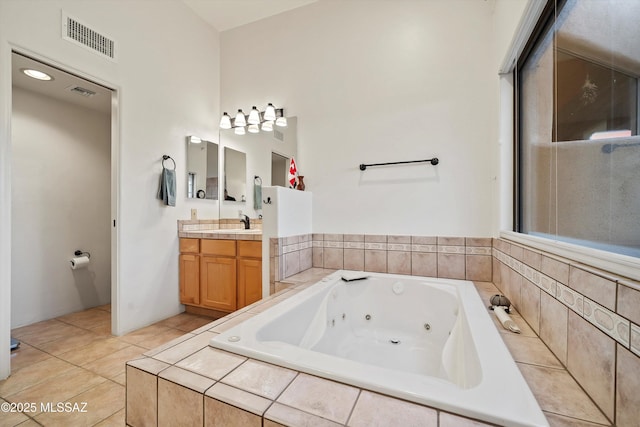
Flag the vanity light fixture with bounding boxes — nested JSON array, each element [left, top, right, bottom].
[[234, 109, 247, 127], [264, 103, 276, 121], [188, 135, 202, 144], [22, 68, 53, 81], [219, 103, 287, 135], [248, 106, 261, 125], [275, 116, 288, 127], [219, 112, 232, 129]]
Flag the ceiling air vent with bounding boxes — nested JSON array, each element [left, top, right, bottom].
[[273, 129, 285, 142], [61, 11, 116, 61], [66, 85, 97, 98]]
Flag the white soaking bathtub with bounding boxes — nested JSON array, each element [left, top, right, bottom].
[[210, 271, 548, 427]]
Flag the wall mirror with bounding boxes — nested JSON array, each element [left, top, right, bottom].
[[224, 147, 247, 203], [186, 137, 219, 200], [218, 116, 298, 218], [271, 152, 289, 187]]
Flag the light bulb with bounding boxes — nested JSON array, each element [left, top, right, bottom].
[[189, 136, 202, 144], [234, 109, 246, 127], [264, 103, 276, 121], [22, 68, 52, 81], [234, 126, 246, 135], [261, 121, 274, 132], [275, 116, 288, 127], [219, 112, 232, 129], [248, 124, 259, 133], [248, 106, 261, 125]]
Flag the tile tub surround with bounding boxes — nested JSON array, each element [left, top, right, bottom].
[[270, 234, 313, 293], [271, 234, 492, 294], [493, 237, 640, 425], [127, 268, 609, 426]]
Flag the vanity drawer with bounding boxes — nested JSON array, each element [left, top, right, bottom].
[[201, 239, 236, 257], [237, 240, 262, 258], [179, 238, 199, 254]]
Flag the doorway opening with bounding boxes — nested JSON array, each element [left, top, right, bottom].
[[9, 51, 118, 357]]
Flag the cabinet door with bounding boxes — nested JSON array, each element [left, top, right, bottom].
[[237, 258, 262, 309], [201, 256, 237, 312], [179, 254, 200, 305]]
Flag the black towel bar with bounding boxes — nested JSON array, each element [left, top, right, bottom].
[[359, 157, 439, 171]]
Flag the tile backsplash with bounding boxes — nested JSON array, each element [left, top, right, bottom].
[[493, 237, 640, 425], [270, 234, 492, 293]]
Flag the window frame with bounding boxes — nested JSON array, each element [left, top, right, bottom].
[[506, 0, 640, 280], [514, 0, 561, 233]]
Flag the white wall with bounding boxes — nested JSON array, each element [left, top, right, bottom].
[[0, 0, 221, 377], [11, 87, 111, 327], [221, 0, 504, 236]]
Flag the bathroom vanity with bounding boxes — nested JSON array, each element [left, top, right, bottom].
[[179, 232, 262, 315]]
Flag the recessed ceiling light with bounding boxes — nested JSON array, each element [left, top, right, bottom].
[[21, 68, 53, 81]]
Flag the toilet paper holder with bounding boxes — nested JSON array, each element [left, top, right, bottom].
[[74, 250, 91, 259]]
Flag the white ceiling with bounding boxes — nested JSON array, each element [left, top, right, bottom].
[[12, 53, 112, 114], [182, 0, 318, 32]]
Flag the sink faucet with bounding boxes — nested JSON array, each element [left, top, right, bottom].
[[240, 214, 250, 230]]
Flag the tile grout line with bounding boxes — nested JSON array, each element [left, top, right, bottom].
[[541, 409, 612, 426], [344, 389, 362, 426]]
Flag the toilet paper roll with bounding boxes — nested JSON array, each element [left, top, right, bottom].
[[70, 256, 90, 270], [493, 306, 521, 333]]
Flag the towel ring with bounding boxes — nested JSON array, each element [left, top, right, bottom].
[[254, 175, 262, 185], [162, 155, 176, 170]]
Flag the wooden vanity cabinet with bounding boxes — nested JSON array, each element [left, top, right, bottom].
[[179, 238, 262, 313], [179, 238, 200, 305], [200, 240, 237, 311], [237, 241, 262, 308]]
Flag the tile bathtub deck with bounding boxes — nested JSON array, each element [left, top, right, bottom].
[[127, 268, 612, 427]]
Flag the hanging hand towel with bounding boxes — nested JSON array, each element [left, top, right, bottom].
[[254, 177, 262, 210], [157, 167, 176, 207]]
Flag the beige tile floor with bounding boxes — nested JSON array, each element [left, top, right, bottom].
[[1, 305, 214, 426]]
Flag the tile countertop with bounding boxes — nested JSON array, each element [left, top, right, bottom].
[[178, 229, 262, 241], [125, 268, 611, 427]]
